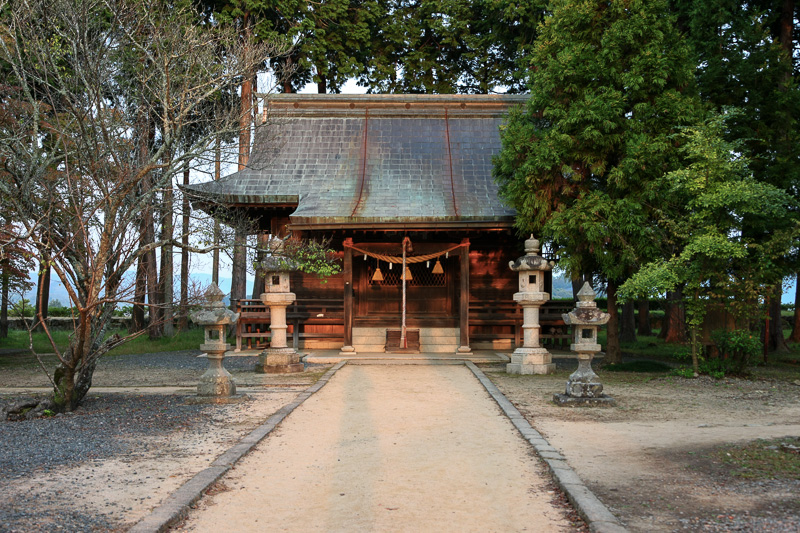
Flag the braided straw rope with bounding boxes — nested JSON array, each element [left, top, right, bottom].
[[345, 242, 466, 264]]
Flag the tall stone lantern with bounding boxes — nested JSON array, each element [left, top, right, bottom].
[[507, 235, 556, 375], [189, 283, 242, 401], [553, 282, 616, 406], [255, 257, 304, 374]]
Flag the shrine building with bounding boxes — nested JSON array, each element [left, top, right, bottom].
[[185, 94, 565, 355]]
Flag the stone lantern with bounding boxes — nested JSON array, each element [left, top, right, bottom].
[[553, 282, 616, 406], [507, 235, 556, 375], [189, 283, 243, 401], [255, 256, 304, 374]]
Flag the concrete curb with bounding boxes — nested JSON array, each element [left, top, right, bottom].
[[465, 362, 627, 533], [128, 361, 347, 533]]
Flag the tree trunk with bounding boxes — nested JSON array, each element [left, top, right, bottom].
[[620, 299, 637, 343], [1, 261, 8, 339], [132, 255, 146, 333], [637, 299, 653, 336], [230, 25, 252, 308], [212, 138, 221, 286], [160, 180, 174, 337], [657, 301, 669, 339], [605, 280, 622, 364], [769, 280, 789, 352], [231, 228, 248, 309], [317, 71, 327, 94], [34, 261, 50, 330], [572, 277, 583, 300], [251, 232, 269, 299], [178, 166, 190, 331], [143, 218, 161, 339], [664, 289, 687, 344], [789, 273, 800, 343]]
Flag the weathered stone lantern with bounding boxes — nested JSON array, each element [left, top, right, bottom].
[[553, 282, 616, 406], [507, 235, 556, 375], [256, 256, 304, 374], [189, 283, 243, 401]]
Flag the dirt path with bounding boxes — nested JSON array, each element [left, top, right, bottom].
[[178, 365, 578, 532]]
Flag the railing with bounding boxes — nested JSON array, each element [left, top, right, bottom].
[[233, 298, 344, 351], [469, 299, 573, 349]]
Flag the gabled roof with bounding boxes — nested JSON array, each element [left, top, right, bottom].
[[185, 94, 525, 230]]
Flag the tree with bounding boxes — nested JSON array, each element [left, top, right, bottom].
[[493, 0, 700, 363], [0, 0, 281, 414], [672, 0, 800, 350], [0, 222, 35, 338], [362, 0, 543, 94], [618, 113, 798, 372]]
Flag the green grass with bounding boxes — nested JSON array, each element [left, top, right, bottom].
[[105, 328, 205, 357], [0, 327, 205, 357], [0, 329, 73, 353], [716, 437, 800, 480]]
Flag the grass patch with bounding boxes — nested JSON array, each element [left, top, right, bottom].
[[0, 327, 205, 357], [618, 335, 684, 360], [105, 328, 204, 357], [716, 437, 800, 480], [603, 360, 672, 373], [0, 329, 72, 353]]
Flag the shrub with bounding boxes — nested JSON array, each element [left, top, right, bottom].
[[711, 329, 761, 375]]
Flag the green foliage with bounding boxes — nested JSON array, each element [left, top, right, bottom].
[[10, 299, 33, 317], [494, 0, 700, 281], [210, 0, 540, 93], [47, 306, 75, 318], [711, 329, 761, 375], [669, 366, 697, 378], [619, 112, 797, 331], [256, 237, 341, 280], [673, 0, 800, 201]]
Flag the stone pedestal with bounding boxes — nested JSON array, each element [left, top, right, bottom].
[[507, 236, 555, 375], [256, 280, 304, 374], [189, 284, 246, 404]]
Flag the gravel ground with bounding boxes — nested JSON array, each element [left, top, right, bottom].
[[0, 393, 220, 532], [0, 350, 316, 533]]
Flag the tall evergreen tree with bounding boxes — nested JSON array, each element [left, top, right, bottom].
[[493, 0, 701, 363], [672, 0, 800, 350]]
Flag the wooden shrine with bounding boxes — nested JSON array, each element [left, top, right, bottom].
[[186, 94, 571, 354]]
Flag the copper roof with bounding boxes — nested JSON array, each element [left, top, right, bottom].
[[185, 94, 525, 229]]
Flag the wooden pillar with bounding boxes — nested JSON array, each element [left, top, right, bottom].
[[341, 238, 356, 353], [458, 238, 471, 353]]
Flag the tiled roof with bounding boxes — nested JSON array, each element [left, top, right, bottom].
[[185, 94, 525, 228]]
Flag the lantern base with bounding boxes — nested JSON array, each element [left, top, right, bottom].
[[197, 373, 237, 397], [507, 347, 555, 375], [552, 393, 616, 407], [256, 347, 303, 373]]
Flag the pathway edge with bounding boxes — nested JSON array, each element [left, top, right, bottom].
[[465, 361, 628, 533], [128, 361, 347, 533]]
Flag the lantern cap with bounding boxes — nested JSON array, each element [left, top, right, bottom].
[[524, 235, 540, 254], [509, 235, 552, 272], [577, 282, 595, 303], [562, 283, 609, 326], [190, 283, 240, 326]]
